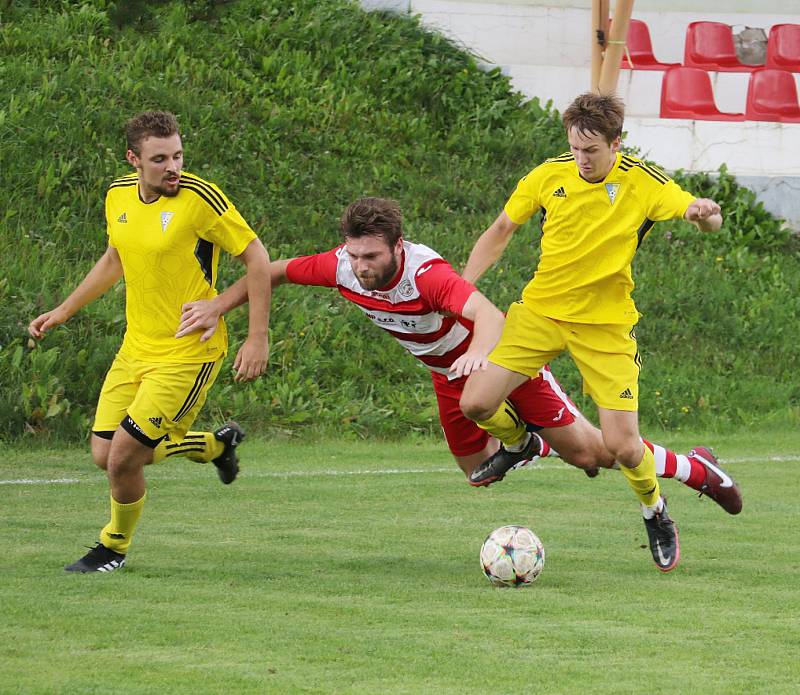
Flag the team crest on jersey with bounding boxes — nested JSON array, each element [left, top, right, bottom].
[[397, 279, 414, 298], [117, 213, 128, 223], [605, 183, 620, 205], [161, 212, 175, 233]]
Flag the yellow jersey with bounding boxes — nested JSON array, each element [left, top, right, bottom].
[[504, 152, 695, 324], [105, 171, 257, 362]]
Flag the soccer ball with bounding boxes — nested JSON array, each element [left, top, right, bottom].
[[480, 525, 545, 587]]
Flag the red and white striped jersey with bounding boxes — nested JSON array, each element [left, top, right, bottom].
[[285, 241, 477, 375]]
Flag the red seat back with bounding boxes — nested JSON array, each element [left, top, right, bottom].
[[660, 67, 745, 120], [746, 68, 800, 122], [621, 19, 680, 70], [766, 23, 800, 71], [684, 21, 757, 72]]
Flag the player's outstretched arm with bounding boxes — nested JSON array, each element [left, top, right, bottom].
[[462, 211, 519, 284], [176, 258, 295, 342], [28, 245, 123, 339], [447, 290, 506, 379], [684, 198, 722, 232]]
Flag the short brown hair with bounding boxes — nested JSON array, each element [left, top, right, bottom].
[[340, 197, 403, 246], [125, 111, 179, 155], [562, 93, 624, 144]]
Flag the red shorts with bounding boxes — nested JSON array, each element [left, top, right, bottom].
[[430, 366, 578, 457]]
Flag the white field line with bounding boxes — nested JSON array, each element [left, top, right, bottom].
[[0, 478, 83, 485], [1, 454, 797, 486], [1, 464, 558, 485]]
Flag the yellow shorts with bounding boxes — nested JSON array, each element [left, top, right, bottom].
[[489, 301, 641, 411], [93, 351, 224, 446]]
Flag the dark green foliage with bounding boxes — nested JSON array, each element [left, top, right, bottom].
[[1, 0, 797, 441]]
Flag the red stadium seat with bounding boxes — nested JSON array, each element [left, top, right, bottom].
[[766, 23, 800, 72], [660, 67, 745, 120], [620, 19, 680, 70], [684, 21, 758, 72], [745, 68, 800, 123]]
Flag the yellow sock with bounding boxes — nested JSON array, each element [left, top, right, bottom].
[[476, 400, 527, 447], [619, 445, 661, 507], [151, 431, 224, 464], [100, 493, 146, 554]]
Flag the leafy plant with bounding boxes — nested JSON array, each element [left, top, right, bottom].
[[1, 0, 797, 441]]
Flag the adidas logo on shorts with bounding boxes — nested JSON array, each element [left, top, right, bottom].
[[619, 388, 634, 399]]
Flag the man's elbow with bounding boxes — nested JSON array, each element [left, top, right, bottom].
[[240, 238, 270, 267]]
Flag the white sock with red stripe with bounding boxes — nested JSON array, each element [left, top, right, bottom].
[[642, 438, 706, 488]]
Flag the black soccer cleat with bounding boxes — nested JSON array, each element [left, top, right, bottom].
[[65, 542, 126, 573], [468, 433, 542, 487], [688, 446, 743, 515], [643, 499, 680, 572], [212, 421, 245, 484]]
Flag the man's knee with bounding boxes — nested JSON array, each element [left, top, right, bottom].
[[543, 419, 615, 470], [605, 438, 643, 468], [564, 448, 603, 471], [101, 427, 155, 479], [551, 438, 610, 470], [106, 453, 150, 483], [90, 433, 112, 470], [91, 453, 108, 470], [459, 393, 500, 423], [583, 443, 616, 469]]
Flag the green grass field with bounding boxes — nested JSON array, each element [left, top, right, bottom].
[[2, 432, 799, 694]]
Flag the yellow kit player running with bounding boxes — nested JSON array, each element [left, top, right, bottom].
[[460, 92, 727, 572], [28, 111, 271, 573]]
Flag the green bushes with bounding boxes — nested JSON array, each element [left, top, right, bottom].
[[1, 0, 797, 441]]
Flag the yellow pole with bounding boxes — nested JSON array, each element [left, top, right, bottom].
[[591, 0, 610, 93], [598, 0, 634, 95]]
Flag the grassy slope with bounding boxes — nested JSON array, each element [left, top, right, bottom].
[[1, 432, 799, 693], [1, 0, 798, 442]]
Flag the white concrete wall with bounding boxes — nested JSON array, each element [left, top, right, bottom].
[[624, 119, 800, 176], [362, 0, 800, 229], [403, 1, 800, 114]]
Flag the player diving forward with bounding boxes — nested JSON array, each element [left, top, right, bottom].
[[28, 111, 271, 573], [176, 197, 741, 527]]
